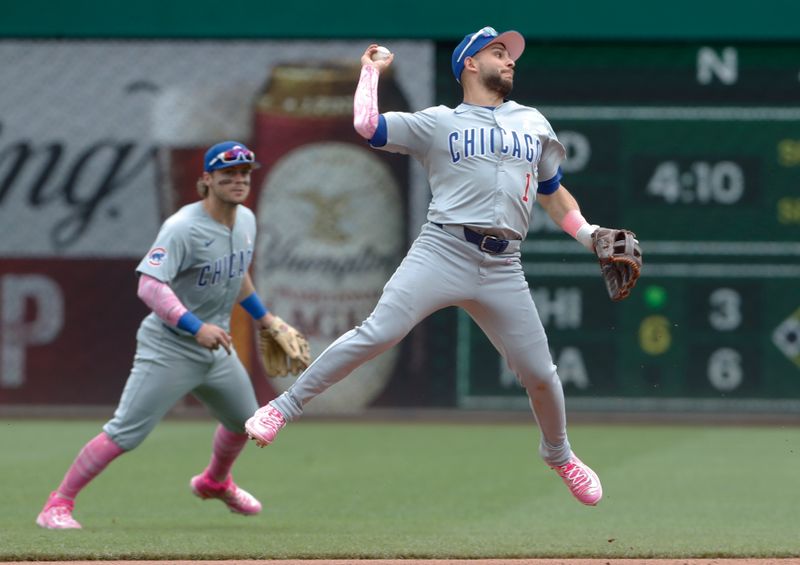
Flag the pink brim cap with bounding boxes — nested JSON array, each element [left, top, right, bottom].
[[486, 30, 525, 61]]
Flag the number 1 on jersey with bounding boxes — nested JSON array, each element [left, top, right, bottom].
[[522, 172, 531, 202]]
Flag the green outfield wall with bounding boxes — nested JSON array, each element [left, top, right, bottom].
[[3, 0, 800, 40]]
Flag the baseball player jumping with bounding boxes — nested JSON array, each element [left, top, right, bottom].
[[36, 141, 309, 529], [247, 28, 635, 506]]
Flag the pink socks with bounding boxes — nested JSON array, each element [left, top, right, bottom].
[[203, 424, 249, 482], [52, 432, 125, 502]]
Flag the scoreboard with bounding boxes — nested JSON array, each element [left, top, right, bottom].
[[437, 43, 800, 412]]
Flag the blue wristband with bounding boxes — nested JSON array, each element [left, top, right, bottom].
[[177, 311, 203, 335], [239, 292, 268, 320]]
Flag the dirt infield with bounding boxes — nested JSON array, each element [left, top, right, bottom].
[[0, 557, 800, 565]]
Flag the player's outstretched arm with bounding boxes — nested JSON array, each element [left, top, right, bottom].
[[537, 184, 598, 251], [539, 184, 642, 301], [354, 44, 393, 140]]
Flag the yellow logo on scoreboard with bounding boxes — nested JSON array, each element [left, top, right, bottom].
[[639, 315, 672, 356]]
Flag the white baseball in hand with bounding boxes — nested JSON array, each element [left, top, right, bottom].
[[371, 46, 392, 62]]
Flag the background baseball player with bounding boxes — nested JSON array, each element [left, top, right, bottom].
[[36, 141, 309, 529], [247, 27, 641, 506]]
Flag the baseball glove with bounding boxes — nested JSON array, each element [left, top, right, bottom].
[[591, 228, 642, 301], [259, 316, 311, 377]]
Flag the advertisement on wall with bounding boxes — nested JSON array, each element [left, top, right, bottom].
[[0, 40, 434, 411]]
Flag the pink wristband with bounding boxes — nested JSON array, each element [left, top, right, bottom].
[[560, 209, 588, 239]]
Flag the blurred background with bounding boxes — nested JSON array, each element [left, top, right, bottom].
[[1, 0, 798, 420]]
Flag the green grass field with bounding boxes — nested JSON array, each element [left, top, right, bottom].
[[1, 418, 798, 560]]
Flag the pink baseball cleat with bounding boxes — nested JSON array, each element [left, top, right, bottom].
[[36, 492, 82, 529], [190, 473, 261, 515], [551, 454, 603, 506], [245, 405, 286, 447]]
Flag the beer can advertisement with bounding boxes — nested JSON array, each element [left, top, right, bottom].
[[0, 40, 435, 412]]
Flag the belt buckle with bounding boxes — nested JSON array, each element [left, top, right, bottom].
[[479, 234, 506, 254]]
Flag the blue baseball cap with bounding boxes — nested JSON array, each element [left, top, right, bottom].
[[451, 26, 525, 83], [203, 140, 261, 172]]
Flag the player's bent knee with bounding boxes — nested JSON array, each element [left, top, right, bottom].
[[515, 364, 560, 392]]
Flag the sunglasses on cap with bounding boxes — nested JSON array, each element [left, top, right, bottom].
[[208, 147, 256, 167], [455, 26, 499, 64]]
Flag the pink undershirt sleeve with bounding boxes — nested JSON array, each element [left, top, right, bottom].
[[137, 273, 188, 327], [353, 64, 380, 139]]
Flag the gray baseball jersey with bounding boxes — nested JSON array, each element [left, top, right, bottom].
[[137, 201, 256, 333], [104, 202, 259, 450], [381, 101, 565, 239], [270, 100, 574, 466]]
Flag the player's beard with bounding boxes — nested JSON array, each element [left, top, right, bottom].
[[480, 68, 513, 98]]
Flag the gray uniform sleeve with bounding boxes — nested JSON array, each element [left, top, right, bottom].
[[136, 215, 191, 283], [379, 106, 442, 159], [538, 118, 567, 182]]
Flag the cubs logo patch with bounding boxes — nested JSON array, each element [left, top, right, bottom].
[[147, 247, 167, 266]]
